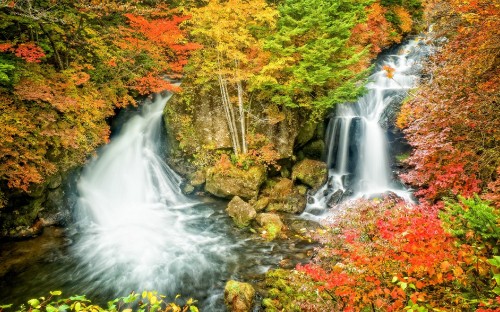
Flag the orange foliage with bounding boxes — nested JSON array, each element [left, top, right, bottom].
[[350, 3, 399, 56], [296, 198, 469, 311], [394, 6, 413, 33], [14, 42, 45, 63]]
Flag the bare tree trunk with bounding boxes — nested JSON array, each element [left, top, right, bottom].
[[222, 77, 241, 154], [236, 79, 247, 154], [217, 74, 238, 155]]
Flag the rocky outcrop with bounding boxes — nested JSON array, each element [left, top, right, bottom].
[[0, 173, 70, 238], [226, 196, 257, 228], [260, 178, 307, 214], [291, 159, 328, 190], [224, 280, 255, 312], [256, 213, 284, 240], [205, 165, 266, 200]]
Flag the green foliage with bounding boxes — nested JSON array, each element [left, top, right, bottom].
[[442, 195, 500, 249], [0, 291, 198, 312], [253, 0, 372, 113]]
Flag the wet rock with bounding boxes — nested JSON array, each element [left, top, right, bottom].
[[256, 213, 284, 240], [253, 197, 269, 212], [226, 196, 257, 228], [224, 280, 255, 312], [327, 189, 344, 207], [189, 170, 206, 188], [205, 165, 266, 200], [291, 159, 328, 190], [307, 196, 315, 204], [39, 187, 70, 227], [261, 178, 307, 214], [302, 139, 325, 160], [295, 121, 318, 148], [341, 189, 354, 201], [182, 183, 195, 195]]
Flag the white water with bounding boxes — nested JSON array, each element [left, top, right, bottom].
[[306, 38, 430, 214], [72, 94, 236, 299]]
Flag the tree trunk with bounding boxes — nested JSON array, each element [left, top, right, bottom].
[[236, 79, 247, 154]]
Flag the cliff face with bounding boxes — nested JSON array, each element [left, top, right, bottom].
[[163, 82, 320, 172]]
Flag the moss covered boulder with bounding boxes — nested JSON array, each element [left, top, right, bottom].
[[226, 196, 257, 228], [205, 165, 266, 200], [224, 280, 255, 312], [261, 178, 307, 214], [291, 159, 328, 190], [256, 213, 284, 240]]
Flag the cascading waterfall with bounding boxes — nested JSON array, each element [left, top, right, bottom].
[[306, 38, 430, 212], [72, 93, 236, 301]]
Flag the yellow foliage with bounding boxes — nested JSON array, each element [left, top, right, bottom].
[[394, 6, 413, 33]]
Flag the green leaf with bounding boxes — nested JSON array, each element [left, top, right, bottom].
[[400, 282, 408, 290], [58, 304, 70, 311], [27, 299, 40, 307], [50, 291, 62, 296], [493, 286, 500, 296], [0, 304, 13, 309], [74, 302, 81, 312], [46, 304, 57, 312], [392, 276, 398, 283], [487, 256, 500, 267], [69, 295, 89, 302], [189, 306, 199, 312], [123, 293, 138, 304]]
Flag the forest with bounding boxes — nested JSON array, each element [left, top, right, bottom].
[[0, 0, 498, 311]]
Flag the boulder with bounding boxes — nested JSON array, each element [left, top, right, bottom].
[[327, 189, 344, 207], [302, 139, 325, 160], [226, 196, 257, 228], [205, 165, 266, 200], [291, 159, 328, 190], [224, 280, 255, 312], [295, 121, 318, 148], [261, 178, 307, 214], [256, 213, 284, 240]]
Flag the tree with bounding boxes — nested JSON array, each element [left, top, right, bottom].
[[253, 0, 372, 114], [188, 0, 277, 155]]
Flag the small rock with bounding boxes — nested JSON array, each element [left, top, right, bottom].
[[256, 213, 284, 240], [327, 189, 344, 207], [253, 197, 270, 212], [226, 196, 257, 228], [224, 280, 255, 312]]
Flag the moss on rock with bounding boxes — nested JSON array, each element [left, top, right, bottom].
[[224, 280, 255, 312], [226, 196, 257, 228], [205, 165, 266, 200], [291, 159, 328, 190]]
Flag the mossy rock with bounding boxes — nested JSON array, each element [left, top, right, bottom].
[[256, 213, 284, 240], [226, 196, 257, 228], [291, 159, 328, 190], [301, 139, 325, 160], [253, 196, 270, 212], [261, 178, 307, 214], [224, 280, 255, 312], [205, 165, 266, 200], [295, 121, 317, 148]]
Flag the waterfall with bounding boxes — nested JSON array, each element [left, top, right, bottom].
[[306, 38, 430, 213], [72, 93, 236, 301]]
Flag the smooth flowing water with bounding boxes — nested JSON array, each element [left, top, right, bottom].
[[305, 38, 431, 214], [0, 94, 314, 310]]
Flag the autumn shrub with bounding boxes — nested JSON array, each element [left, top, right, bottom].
[[0, 291, 198, 312], [398, 0, 500, 203]]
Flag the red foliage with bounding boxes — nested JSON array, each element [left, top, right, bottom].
[[296, 198, 467, 311], [398, 0, 499, 203], [14, 42, 45, 63]]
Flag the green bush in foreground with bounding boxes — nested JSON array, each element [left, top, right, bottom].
[[0, 291, 198, 312]]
